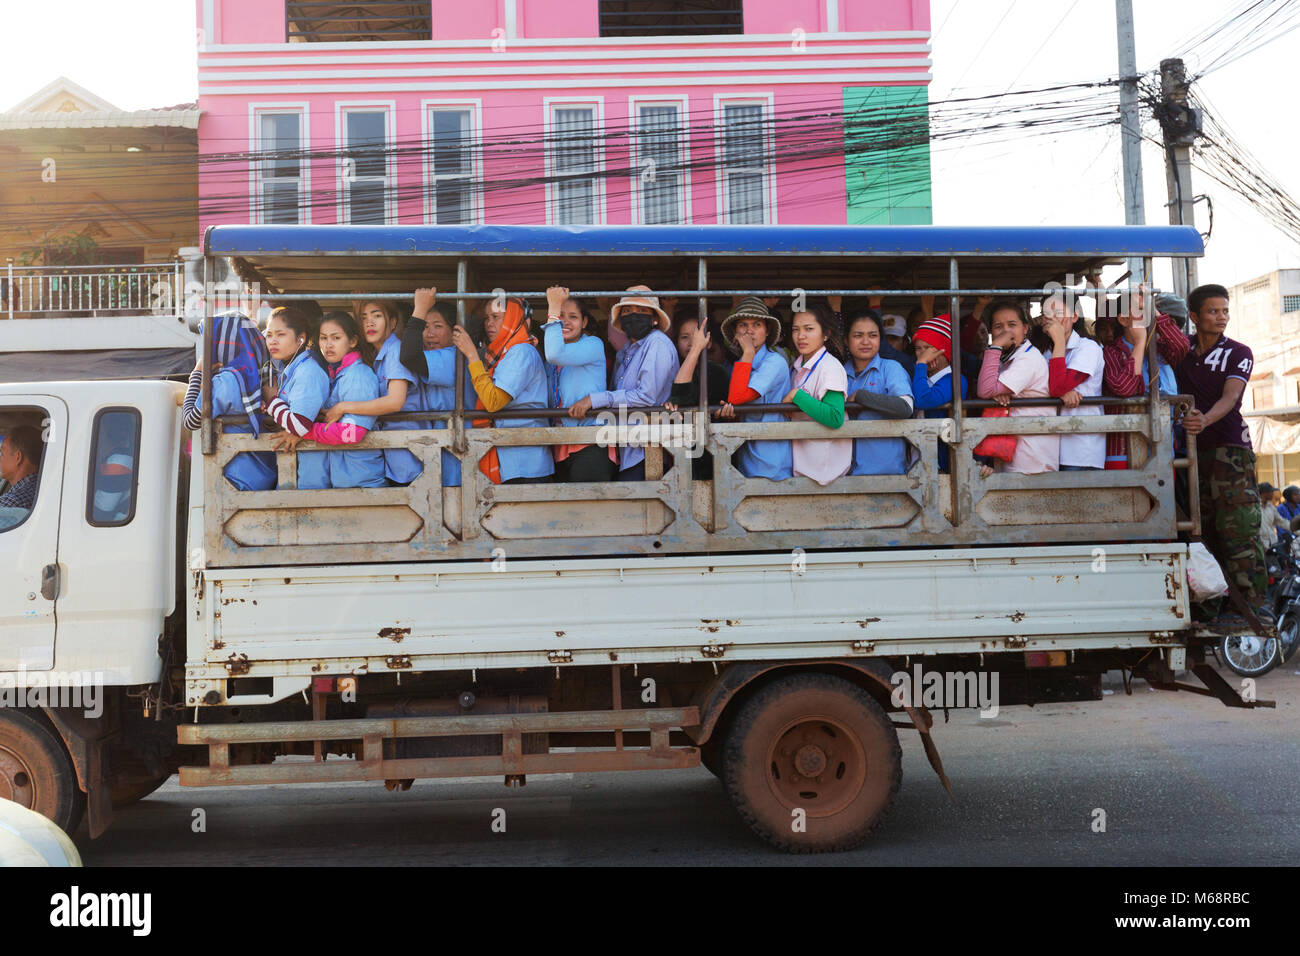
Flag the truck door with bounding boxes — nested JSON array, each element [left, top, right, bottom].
[[0, 397, 67, 671]]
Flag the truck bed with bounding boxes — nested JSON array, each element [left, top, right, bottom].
[[188, 543, 1189, 705]]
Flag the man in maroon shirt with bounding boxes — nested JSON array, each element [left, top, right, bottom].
[[1176, 283, 1268, 620]]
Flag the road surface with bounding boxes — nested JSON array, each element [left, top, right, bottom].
[[80, 665, 1300, 866]]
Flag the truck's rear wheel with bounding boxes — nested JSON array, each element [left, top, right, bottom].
[[0, 711, 85, 834], [720, 672, 900, 853]]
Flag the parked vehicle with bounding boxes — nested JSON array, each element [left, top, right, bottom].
[[0, 796, 82, 867], [0, 224, 1269, 852]]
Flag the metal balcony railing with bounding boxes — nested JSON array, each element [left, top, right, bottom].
[[2, 261, 184, 320]]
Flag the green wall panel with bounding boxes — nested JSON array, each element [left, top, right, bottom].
[[843, 85, 933, 225]]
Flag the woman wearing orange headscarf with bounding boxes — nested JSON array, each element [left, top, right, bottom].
[[452, 297, 554, 484]]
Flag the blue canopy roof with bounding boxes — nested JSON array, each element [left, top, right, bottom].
[[206, 224, 1204, 259]]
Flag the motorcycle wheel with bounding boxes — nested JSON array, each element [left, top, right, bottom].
[[1220, 631, 1279, 677]]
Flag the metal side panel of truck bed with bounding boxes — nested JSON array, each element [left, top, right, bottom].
[[186, 544, 1189, 704]]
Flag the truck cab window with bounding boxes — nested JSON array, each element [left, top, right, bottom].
[[0, 415, 46, 532], [87, 408, 141, 527]]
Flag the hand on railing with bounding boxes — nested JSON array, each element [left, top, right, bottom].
[[451, 326, 480, 364], [269, 432, 305, 453], [413, 287, 438, 319], [322, 403, 351, 424]]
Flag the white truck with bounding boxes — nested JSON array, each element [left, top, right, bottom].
[[0, 224, 1262, 853]]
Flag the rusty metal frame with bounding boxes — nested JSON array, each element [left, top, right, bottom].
[[177, 706, 700, 786]]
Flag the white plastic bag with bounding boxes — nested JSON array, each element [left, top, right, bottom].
[[1187, 542, 1229, 602]]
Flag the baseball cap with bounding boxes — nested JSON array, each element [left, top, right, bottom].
[[882, 314, 907, 338]]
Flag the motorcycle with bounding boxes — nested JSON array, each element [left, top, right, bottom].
[[1274, 535, 1300, 666], [1219, 541, 1291, 677]]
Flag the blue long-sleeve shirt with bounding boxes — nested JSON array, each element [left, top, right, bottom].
[[588, 328, 679, 471], [911, 363, 968, 413], [543, 322, 607, 427], [911, 363, 968, 473]]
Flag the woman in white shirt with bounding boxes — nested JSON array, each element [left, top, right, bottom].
[[1039, 295, 1105, 470], [976, 300, 1059, 475]]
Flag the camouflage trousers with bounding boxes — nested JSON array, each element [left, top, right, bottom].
[[1197, 445, 1266, 602]]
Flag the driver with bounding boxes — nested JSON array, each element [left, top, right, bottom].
[[0, 425, 42, 511]]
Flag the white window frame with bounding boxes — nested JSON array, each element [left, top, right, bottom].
[[421, 99, 484, 225], [249, 103, 311, 224], [629, 95, 691, 225], [713, 93, 777, 225], [334, 99, 396, 225], [543, 97, 606, 226], [1283, 293, 1300, 314]]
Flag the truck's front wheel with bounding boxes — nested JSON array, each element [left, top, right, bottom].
[[721, 672, 901, 853], [0, 711, 85, 834]]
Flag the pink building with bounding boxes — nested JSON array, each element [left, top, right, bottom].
[[196, 1, 933, 232]]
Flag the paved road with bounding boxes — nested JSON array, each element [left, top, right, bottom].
[[80, 664, 1300, 866]]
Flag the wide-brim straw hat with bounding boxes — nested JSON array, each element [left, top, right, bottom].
[[609, 285, 671, 334], [721, 296, 782, 349]]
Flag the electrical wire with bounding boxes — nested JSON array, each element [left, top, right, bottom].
[[0, 79, 1124, 232]]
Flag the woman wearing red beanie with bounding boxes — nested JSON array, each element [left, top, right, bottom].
[[910, 315, 968, 473]]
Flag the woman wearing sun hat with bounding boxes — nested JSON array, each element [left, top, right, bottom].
[[723, 296, 792, 480], [566, 284, 679, 480]]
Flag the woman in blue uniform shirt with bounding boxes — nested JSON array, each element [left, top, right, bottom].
[[400, 288, 476, 488], [319, 298, 424, 485], [542, 285, 617, 483], [263, 307, 332, 489], [268, 311, 385, 488], [842, 311, 914, 475]]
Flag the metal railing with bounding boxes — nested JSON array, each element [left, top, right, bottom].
[[2, 260, 183, 319]]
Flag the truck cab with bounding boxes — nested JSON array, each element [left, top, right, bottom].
[[0, 381, 183, 833]]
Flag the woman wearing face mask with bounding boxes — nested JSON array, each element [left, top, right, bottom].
[[1038, 295, 1104, 471], [783, 305, 851, 485], [566, 285, 679, 481], [842, 310, 914, 476], [182, 311, 276, 491], [262, 306, 332, 489], [316, 298, 423, 485], [976, 299, 1059, 475], [452, 296, 554, 485], [270, 311, 385, 489], [542, 285, 617, 483], [401, 289, 474, 488], [723, 296, 792, 480]]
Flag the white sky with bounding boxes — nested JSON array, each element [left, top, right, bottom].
[[3, 0, 1296, 287]]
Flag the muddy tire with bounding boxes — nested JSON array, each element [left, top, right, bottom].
[[0, 710, 85, 834], [720, 672, 900, 853]]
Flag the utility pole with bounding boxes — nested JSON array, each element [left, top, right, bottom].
[[1115, 0, 1145, 281], [1157, 57, 1202, 301]]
